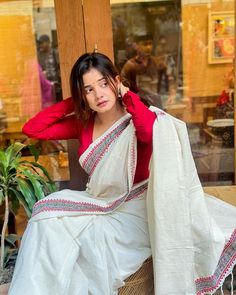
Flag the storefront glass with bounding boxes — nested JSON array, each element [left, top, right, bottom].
[[0, 0, 69, 185], [0, 0, 235, 187], [110, 0, 235, 186]]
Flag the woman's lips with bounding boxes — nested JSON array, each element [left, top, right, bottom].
[[97, 101, 107, 107]]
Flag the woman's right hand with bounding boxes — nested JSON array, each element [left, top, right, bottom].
[[119, 82, 129, 97]]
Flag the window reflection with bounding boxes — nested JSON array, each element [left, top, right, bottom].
[[112, 1, 182, 110], [0, 0, 69, 184], [111, 0, 234, 186]]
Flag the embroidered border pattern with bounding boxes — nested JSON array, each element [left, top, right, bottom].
[[125, 182, 148, 202], [129, 131, 137, 186], [195, 229, 236, 295], [81, 118, 131, 175], [32, 182, 148, 217]]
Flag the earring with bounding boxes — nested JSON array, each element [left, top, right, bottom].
[[118, 89, 122, 100]]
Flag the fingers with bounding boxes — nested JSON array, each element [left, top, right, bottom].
[[119, 82, 129, 97]]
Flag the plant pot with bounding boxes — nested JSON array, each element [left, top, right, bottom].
[[0, 283, 10, 295]]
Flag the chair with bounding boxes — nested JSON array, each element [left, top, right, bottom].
[[118, 256, 154, 295]]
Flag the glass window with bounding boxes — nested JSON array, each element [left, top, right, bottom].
[[110, 0, 235, 186], [0, 0, 69, 187]]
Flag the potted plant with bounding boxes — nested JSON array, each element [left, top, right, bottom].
[[0, 142, 56, 293]]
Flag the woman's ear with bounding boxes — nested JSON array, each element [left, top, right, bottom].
[[115, 75, 121, 86]]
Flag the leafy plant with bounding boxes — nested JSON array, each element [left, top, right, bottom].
[[0, 142, 56, 272]]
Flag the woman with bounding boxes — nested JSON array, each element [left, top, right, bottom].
[[9, 53, 236, 295], [9, 52, 155, 295]]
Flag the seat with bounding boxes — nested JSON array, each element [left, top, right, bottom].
[[118, 256, 154, 295]]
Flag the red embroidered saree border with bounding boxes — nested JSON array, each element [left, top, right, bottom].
[[195, 229, 236, 294], [32, 182, 148, 217]]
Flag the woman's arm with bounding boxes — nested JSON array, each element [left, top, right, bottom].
[[120, 87, 156, 143], [22, 97, 83, 140]]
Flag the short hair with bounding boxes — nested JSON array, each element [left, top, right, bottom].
[[133, 33, 153, 43], [38, 34, 50, 43], [70, 52, 119, 125]]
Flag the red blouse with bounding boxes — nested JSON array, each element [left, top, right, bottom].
[[22, 91, 156, 183]]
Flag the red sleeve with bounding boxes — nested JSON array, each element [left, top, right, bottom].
[[22, 97, 83, 140], [122, 91, 156, 142]]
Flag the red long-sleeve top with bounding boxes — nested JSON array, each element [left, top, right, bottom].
[[22, 91, 156, 183]]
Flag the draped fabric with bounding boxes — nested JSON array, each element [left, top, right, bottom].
[[9, 114, 151, 295], [147, 107, 236, 295], [9, 109, 236, 295]]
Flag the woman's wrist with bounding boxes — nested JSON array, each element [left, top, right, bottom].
[[119, 83, 129, 97]]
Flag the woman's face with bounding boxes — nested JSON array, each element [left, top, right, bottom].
[[82, 68, 119, 114]]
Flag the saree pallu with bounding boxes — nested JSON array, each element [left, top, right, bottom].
[[148, 107, 236, 295], [9, 114, 152, 295]]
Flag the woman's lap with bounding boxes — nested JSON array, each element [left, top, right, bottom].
[[9, 194, 151, 295]]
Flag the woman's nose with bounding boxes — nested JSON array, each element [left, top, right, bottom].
[[94, 86, 103, 99]]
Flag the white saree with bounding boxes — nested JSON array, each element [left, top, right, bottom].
[[147, 107, 236, 295], [9, 109, 236, 295], [9, 114, 151, 295]]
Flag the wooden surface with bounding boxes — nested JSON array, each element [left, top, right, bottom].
[[83, 0, 114, 60], [54, 0, 114, 99], [204, 186, 236, 206], [54, 0, 85, 99]]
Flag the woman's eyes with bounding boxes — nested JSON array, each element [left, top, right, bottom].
[[100, 81, 108, 87], [85, 88, 93, 94], [84, 81, 108, 94]]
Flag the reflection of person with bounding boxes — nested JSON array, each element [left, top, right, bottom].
[[154, 35, 177, 108], [38, 64, 56, 109], [121, 34, 163, 108], [37, 64, 65, 154], [22, 63, 65, 155], [112, 14, 127, 70], [9, 53, 236, 295], [37, 34, 62, 102]]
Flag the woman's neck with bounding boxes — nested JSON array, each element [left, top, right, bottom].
[[95, 106, 126, 126]]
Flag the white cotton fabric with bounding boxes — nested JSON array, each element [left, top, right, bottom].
[[9, 110, 236, 295], [147, 107, 236, 295], [9, 115, 151, 295], [9, 195, 151, 295]]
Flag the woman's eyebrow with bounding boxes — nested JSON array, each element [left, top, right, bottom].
[[84, 77, 105, 88]]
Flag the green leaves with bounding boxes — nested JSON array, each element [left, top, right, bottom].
[[0, 142, 57, 216], [0, 189, 4, 206], [17, 178, 37, 212], [8, 188, 31, 218], [5, 143, 25, 167], [28, 144, 40, 162], [0, 142, 57, 270]]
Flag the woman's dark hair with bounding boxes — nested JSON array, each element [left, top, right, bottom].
[[70, 52, 119, 125]]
